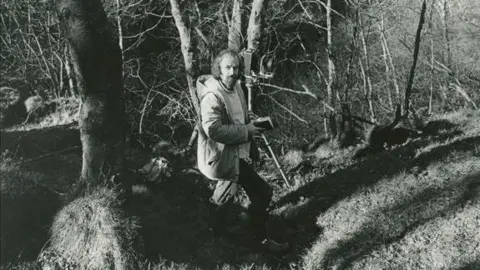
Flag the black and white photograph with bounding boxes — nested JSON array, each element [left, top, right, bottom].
[[1, 0, 479, 269]]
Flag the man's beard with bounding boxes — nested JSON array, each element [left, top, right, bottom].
[[223, 76, 237, 89]]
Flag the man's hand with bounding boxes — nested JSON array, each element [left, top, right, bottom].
[[247, 122, 265, 138]]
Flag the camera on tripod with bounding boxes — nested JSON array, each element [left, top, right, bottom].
[[242, 49, 275, 84]]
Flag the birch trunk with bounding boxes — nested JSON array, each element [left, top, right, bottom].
[[228, 0, 244, 51], [428, 39, 434, 114], [64, 45, 76, 97], [247, 0, 268, 50], [443, 0, 451, 68], [115, 0, 124, 79], [326, 0, 335, 109], [246, 0, 269, 111], [359, 15, 375, 122], [379, 14, 393, 109], [169, 0, 200, 116]]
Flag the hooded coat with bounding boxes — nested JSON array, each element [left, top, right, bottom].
[[196, 75, 256, 182]]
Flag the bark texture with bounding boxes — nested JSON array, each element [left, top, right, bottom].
[[228, 0, 244, 51], [247, 0, 269, 50], [170, 0, 200, 116], [56, 0, 127, 186], [404, 0, 427, 116]]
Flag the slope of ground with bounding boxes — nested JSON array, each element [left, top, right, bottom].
[[271, 109, 480, 270], [0, 109, 478, 270]]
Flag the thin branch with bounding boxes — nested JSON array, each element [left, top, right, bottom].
[[258, 82, 318, 99], [260, 93, 309, 124], [452, 79, 478, 110]]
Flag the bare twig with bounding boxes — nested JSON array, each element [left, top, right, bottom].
[[260, 93, 308, 124], [259, 82, 318, 99], [452, 79, 478, 110]]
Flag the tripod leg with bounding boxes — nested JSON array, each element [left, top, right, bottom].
[[261, 134, 290, 187]]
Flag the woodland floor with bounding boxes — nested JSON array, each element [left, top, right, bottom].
[[0, 109, 479, 270]]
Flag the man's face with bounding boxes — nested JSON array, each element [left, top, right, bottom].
[[219, 54, 239, 89]]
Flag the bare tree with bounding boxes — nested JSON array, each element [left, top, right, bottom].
[[442, 0, 452, 68], [115, 0, 125, 79], [247, 0, 268, 51], [56, 0, 127, 188], [169, 0, 200, 117], [404, 0, 427, 116], [246, 0, 269, 111], [228, 0, 244, 51], [359, 13, 375, 123]]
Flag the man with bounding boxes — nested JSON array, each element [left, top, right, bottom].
[[196, 49, 288, 252]]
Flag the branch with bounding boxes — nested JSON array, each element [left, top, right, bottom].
[[194, 26, 210, 48], [452, 79, 478, 110], [260, 94, 309, 124], [258, 82, 318, 99]]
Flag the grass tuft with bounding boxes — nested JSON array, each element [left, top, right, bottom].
[[40, 187, 142, 270]]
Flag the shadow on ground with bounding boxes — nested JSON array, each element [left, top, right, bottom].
[[0, 168, 63, 265], [268, 133, 480, 265], [122, 166, 302, 269], [1, 123, 81, 159], [320, 171, 480, 269]]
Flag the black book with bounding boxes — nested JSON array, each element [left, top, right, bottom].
[[253, 116, 275, 130]]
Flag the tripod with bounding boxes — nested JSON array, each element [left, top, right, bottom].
[[245, 82, 290, 188]]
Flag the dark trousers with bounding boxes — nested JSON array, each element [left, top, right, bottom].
[[211, 159, 273, 240]]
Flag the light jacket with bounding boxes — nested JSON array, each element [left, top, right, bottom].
[[196, 75, 251, 182]]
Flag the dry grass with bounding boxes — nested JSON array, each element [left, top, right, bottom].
[[295, 110, 480, 270], [2, 97, 79, 132], [40, 187, 142, 269]]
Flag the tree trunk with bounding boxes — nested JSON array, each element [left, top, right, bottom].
[[115, 0, 124, 79], [228, 0, 244, 51], [64, 45, 77, 97], [428, 39, 434, 115], [170, 0, 201, 154], [247, 0, 268, 51], [56, 0, 127, 187], [404, 0, 427, 117], [343, 10, 359, 103], [326, 0, 338, 140], [378, 14, 393, 109], [169, 0, 200, 117], [442, 0, 451, 68], [246, 0, 269, 111], [359, 15, 375, 123]]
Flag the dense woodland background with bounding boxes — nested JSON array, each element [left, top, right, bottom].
[[1, 0, 478, 149]]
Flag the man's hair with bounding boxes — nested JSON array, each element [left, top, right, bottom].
[[211, 49, 240, 79]]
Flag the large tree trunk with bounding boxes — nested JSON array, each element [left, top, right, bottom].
[[56, 0, 127, 187], [404, 0, 427, 116], [228, 0, 244, 51]]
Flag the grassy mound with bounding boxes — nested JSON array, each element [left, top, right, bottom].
[[39, 188, 142, 270]]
